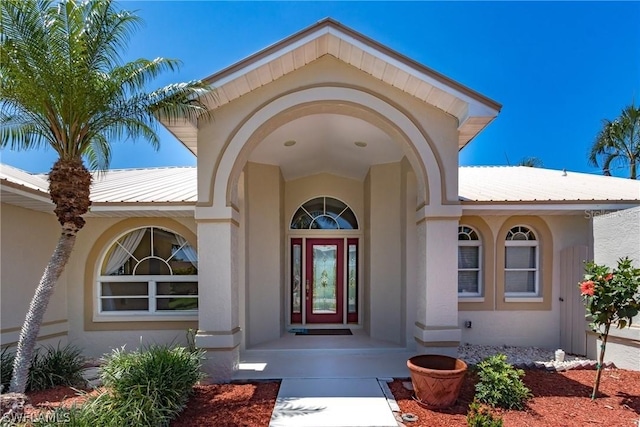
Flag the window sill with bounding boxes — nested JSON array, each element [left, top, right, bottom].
[[504, 297, 543, 303], [458, 297, 484, 303], [94, 313, 198, 322]]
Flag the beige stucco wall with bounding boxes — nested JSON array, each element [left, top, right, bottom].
[[1, 203, 69, 349], [68, 216, 198, 357], [244, 162, 284, 347], [367, 163, 404, 344], [196, 55, 460, 211], [459, 213, 592, 349], [236, 161, 416, 346], [590, 207, 640, 370]]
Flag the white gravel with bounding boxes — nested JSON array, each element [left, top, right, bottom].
[[457, 344, 606, 371]]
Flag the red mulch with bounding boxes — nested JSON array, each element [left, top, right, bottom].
[[171, 381, 280, 427], [25, 385, 95, 410], [22, 370, 640, 427], [390, 369, 640, 427]]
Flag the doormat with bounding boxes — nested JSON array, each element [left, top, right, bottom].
[[293, 328, 352, 336]]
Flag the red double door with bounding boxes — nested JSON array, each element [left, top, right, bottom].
[[291, 238, 358, 324]]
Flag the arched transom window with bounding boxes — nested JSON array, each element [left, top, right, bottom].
[[458, 226, 482, 297], [505, 226, 539, 296], [98, 227, 198, 316], [290, 197, 358, 230]]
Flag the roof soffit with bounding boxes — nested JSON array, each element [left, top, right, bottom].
[[164, 19, 501, 152]]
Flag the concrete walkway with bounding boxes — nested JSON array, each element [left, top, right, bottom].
[[269, 378, 399, 427]]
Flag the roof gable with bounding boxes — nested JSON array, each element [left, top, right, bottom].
[[165, 18, 501, 152]]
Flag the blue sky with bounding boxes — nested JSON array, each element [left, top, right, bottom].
[[2, 1, 639, 176]]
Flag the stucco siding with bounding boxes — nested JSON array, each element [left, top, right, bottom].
[[245, 162, 283, 346], [197, 55, 459, 210], [66, 216, 197, 357], [593, 207, 640, 265], [590, 207, 640, 370], [460, 214, 592, 349], [368, 163, 403, 344], [1, 203, 69, 348]]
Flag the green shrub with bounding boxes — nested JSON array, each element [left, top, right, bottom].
[[1, 344, 85, 393], [28, 344, 86, 391], [466, 400, 503, 427], [474, 354, 531, 410], [91, 344, 205, 426], [1, 347, 15, 393]]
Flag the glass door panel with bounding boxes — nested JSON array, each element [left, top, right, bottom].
[[312, 244, 337, 314], [347, 239, 358, 323], [291, 239, 302, 323], [305, 239, 343, 323]]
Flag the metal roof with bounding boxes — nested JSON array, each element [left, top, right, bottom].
[[1, 164, 197, 203], [2, 165, 639, 215], [459, 166, 640, 202], [89, 167, 196, 203]]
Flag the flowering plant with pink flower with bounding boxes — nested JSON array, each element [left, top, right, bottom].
[[579, 257, 640, 399]]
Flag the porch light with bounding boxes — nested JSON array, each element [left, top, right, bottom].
[[284, 140, 296, 147], [354, 141, 367, 147]]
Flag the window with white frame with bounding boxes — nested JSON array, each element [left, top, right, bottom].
[[458, 226, 482, 297], [504, 226, 539, 296], [290, 197, 358, 230], [98, 227, 198, 316]]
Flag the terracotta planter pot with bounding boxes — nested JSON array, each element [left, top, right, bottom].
[[407, 354, 467, 409]]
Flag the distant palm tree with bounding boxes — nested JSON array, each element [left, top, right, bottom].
[[1, 0, 212, 393], [589, 104, 640, 179], [517, 157, 544, 168]]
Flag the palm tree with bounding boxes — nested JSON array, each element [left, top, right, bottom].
[[1, 0, 212, 393], [589, 104, 640, 179], [517, 157, 544, 168]]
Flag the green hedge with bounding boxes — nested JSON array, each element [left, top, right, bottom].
[[1, 344, 85, 393], [35, 344, 205, 427]]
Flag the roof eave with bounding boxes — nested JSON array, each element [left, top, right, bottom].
[[161, 18, 502, 153]]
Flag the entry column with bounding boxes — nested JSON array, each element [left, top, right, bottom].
[[414, 207, 462, 356], [195, 206, 241, 382]]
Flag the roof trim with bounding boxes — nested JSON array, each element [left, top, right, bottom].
[[1, 178, 52, 201], [203, 18, 501, 111]]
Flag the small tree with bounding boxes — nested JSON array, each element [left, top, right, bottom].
[[588, 104, 640, 179], [579, 257, 640, 399]]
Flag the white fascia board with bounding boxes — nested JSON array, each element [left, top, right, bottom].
[[462, 202, 640, 215], [1, 182, 52, 205], [209, 27, 332, 88], [457, 103, 498, 129], [329, 27, 500, 118], [90, 204, 195, 212], [208, 25, 499, 120]]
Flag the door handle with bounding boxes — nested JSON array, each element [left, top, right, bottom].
[[305, 279, 310, 301]]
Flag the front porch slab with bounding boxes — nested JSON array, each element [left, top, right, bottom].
[[269, 378, 398, 427]]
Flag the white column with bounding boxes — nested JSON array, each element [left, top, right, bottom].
[[414, 206, 462, 356], [195, 207, 242, 382]]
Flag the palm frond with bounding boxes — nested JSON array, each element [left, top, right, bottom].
[[0, 0, 213, 170], [589, 104, 640, 178]]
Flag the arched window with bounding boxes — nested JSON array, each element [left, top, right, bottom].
[[458, 226, 482, 297], [290, 197, 358, 230], [98, 227, 198, 315], [505, 226, 539, 296]]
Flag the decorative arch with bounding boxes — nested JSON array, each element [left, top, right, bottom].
[[495, 216, 553, 311], [84, 218, 198, 331], [207, 85, 448, 211], [458, 216, 495, 311]]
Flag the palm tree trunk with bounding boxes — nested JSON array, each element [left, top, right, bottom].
[[630, 161, 637, 180], [9, 224, 78, 394]]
